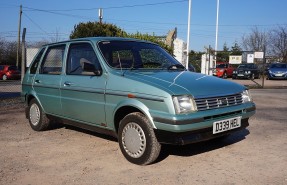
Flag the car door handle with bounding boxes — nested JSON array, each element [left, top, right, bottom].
[[35, 79, 40, 83], [64, 81, 74, 86]]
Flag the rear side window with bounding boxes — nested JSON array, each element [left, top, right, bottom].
[[8, 66, 18, 70], [30, 48, 45, 74], [66, 43, 101, 75], [40, 45, 65, 75]]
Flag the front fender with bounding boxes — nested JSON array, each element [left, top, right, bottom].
[[113, 98, 156, 129]]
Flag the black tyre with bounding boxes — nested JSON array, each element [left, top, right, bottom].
[[28, 99, 51, 131], [118, 112, 161, 165]]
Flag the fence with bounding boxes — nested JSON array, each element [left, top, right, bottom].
[[0, 47, 39, 100], [1, 48, 287, 101]]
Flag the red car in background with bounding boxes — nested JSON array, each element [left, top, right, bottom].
[[213, 62, 234, 78], [0, 65, 21, 80]]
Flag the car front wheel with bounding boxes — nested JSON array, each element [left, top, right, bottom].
[[28, 99, 51, 131], [2, 75, 7, 80], [118, 112, 161, 165]]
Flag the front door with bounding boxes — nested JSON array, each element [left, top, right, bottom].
[[61, 42, 106, 126]]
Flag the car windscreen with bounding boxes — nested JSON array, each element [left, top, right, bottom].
[[238, 64, 252, 69], [216, 64, 227, 68], [98, 41, 184, 70], [270, 64, 287, 68]]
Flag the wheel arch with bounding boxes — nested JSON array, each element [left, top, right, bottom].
[[113, 100, 155, 134], [25, 93, 46, 114]]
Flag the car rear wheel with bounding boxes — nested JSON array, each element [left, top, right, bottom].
[[223, 72, 227, 79], [28, 99, 51, 131], [2, 75, 7, 80], [118, 112, 161, 165]]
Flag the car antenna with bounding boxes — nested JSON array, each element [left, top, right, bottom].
[[117, 51, 124, 76]]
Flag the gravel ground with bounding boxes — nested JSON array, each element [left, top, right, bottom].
[[0, 89, 287, 185]]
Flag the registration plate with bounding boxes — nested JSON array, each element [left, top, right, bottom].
[[213, 117, 241, 134], [275, 74, 283, 77]]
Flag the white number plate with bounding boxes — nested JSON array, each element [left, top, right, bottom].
[[275, 74, 283, 77], [213, 117, 241, 134]]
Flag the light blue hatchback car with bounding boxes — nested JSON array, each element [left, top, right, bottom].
[[22, 37, 256, 165]]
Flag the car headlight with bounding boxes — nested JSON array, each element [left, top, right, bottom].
[[233, 71, 237, 74], [173, 95, 197, 114], [219, 69, 224, 72], [268, 70, 273, 74], [241, 90, 252, 103]]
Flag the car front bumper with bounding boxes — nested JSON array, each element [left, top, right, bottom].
[[154, 118, 249, 145], [233, 73, 252, 79], [152, 103, 255, 145], [268, 73, 287, 79]]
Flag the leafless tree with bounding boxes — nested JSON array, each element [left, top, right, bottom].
[[269, 25, 287, 62], [241, 27, 270, 52]]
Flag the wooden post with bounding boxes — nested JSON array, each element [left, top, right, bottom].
[[16, 5, 22, 68], [21, 28, 26, 83]]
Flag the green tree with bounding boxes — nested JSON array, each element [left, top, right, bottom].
[[188, 50, 204, 72], [230, 42, 242, 55], [216, 42, 230, 62], [70, 21, 172, 54], [70, 21, 127, 39], [127, 32, 172, 54]]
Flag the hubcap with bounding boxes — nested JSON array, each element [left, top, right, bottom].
[[3, 75, 7, 80], [122, 122, 146, 158], [30, 103, 40, 126]]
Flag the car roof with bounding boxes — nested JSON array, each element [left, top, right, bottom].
[[42, 37, 154, 47]]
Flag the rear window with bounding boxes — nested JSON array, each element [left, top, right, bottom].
[[8, 66, 18, 70]]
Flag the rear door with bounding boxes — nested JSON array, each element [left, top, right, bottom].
[[33, 44, 66, 116], [61, 42, 106, 126]]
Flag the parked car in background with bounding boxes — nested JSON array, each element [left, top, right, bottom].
[[22, 37, 256, 165], [0, 65, 21, 80], [267, 63, 287, 80], [213, 62, 234, 78], [232, 63, 260, 80]]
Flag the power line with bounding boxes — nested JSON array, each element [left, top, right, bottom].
[[22, 12, 49, 36], [23, 0, 188, 12]]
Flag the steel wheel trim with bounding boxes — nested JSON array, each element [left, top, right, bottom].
[[3, 75, 7, 80], [122, 122, 147, 158], [30, 103, 40, 126]]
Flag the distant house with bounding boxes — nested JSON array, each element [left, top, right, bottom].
[[173, 38, 187, 65]]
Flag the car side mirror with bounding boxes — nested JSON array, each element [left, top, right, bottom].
[[82, 62, 102, 76]]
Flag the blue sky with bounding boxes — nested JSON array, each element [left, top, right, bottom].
[[0, 0, 287, 51]]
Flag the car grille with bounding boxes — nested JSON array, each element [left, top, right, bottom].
[[194, 93, 243, 111]]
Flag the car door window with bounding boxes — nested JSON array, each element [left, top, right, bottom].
[[30, 48, 45, 74], [66, 43, 101, 75], [40, 45, 65, 75]]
